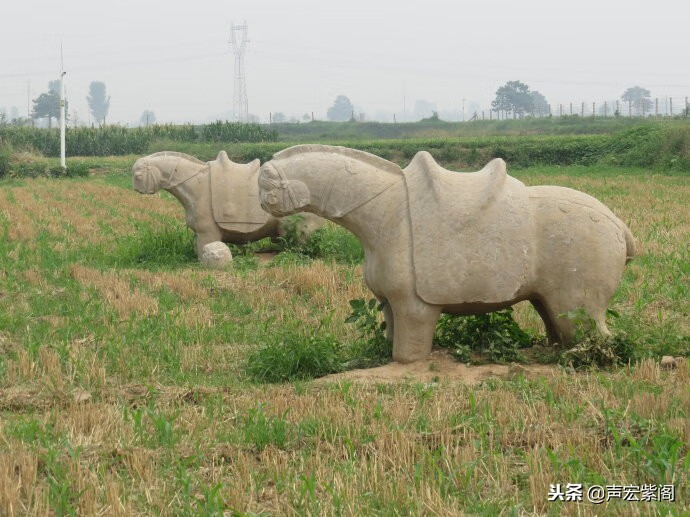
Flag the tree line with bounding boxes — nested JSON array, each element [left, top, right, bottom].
[[317, 84, 662, 123]]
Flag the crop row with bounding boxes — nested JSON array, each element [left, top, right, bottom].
[[0, 121, 278, 157], [151, 124, 689, 172]]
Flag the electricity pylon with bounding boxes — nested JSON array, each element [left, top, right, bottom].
[[230, 22, 249, 122]]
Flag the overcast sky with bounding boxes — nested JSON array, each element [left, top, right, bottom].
[[1, 0, 689, 124]]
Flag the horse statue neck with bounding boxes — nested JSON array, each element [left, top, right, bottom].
[[152, 153, 207, 192], [270, 145, 404, 240]]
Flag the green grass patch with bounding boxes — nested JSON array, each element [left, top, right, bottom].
[[111, 224, 197, 269], [245, 322, 343, 383]]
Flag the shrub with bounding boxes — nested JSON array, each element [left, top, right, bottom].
[[558, 308, 636, 369], [433, 308, 535, 363], [0, 141, 11, 177], [343, 298, 391, 368]]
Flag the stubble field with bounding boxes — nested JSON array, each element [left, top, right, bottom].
[[0, 164, 687, 515]]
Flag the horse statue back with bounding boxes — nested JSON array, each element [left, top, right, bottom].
[[405, 153, 532, 305], [209, 151, 270, 233]]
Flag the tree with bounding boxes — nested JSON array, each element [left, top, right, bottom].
[[140, 110, 156, 126], [530, 91, 549, 117], [87, 81, 110, 125], [302, 113, 311, 122], [327, 95, 354, 122], [32, 81, 64, 128], [491, 80, 533, 118], [621, 86, 652, 116], [272, 112, 286, 123]]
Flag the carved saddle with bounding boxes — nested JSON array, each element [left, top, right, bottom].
[[209, 151, 270, 233], [403, 152, 533, 305]]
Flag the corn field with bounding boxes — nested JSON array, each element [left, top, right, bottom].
[[0, 121, 278, 157]]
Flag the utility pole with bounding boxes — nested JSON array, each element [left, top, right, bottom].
[[59, 43, 66, 170], [230, 22, 249, 123], [462, 98, 465, 122]]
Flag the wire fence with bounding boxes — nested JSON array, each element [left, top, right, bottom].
[[475, 96, 690, 120]]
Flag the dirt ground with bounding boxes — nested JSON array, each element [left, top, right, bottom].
[[319, 348, 560, 384]]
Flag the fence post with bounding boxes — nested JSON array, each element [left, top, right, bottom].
[[482, 111, 485, 120], [559, 104, 562, 117], [548, 104, 552, 117], [581, 102, 585, 117], [570, 102, 573, 115], [269, 112, 272, 125], [655, 98, 658, 116], [616, 100, 620, 116], [592, 102, 595, 117], [670, 98, 673, 116], [686, 97, 689, 117], [603, 101, 607, 117]]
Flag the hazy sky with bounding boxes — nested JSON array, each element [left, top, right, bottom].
[[1, 0, 689, 124]]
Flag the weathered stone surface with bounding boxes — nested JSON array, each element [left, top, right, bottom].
[[132, 151, 325, 259], [259, 144, 636, 364], [660, 355, 677, 369], [200, 241, 233, 269]]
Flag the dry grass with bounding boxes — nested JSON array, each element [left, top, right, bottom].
[[70, 264, 159, 318], [1, 360, 686, 514], [129, 269, 208, 300], [0, 170, 687, 514]]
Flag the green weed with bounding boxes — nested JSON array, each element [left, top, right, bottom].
[[278, 222, 364, 265], [559, 309, 636, 369], [112, 224, 196, 269], [245, 321, 343, 382], [343, 298, 392, 368], [434, 308, 536, 363], [239, 404, 291, 451]]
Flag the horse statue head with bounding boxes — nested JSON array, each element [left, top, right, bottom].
[[259, 145, 402, 219], [132, 151, 207, 194], [258, 160, 311, 217]]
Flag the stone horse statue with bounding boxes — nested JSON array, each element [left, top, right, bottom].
[[132, 151, 324, 258], [258, 145, 636, 363]]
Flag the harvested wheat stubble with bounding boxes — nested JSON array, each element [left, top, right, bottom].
[[70, 264, 159, 318]]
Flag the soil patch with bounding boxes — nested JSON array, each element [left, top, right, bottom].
[[319, 349, 559, 384]]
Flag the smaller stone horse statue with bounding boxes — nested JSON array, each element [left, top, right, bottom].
[[132, 151, 324, 258]]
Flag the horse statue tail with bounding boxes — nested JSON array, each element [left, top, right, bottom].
[[624, 224, 636, 263]]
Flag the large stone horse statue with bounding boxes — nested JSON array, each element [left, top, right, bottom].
[[258, 145, 636, 363], [132, 151, 324, 258]]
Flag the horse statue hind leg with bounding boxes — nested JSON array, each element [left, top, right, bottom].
[[526, 184, 636, 346]]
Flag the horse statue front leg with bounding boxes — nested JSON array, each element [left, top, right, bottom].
[[388, 297, 441, 363], [194, 224, 224, 258]]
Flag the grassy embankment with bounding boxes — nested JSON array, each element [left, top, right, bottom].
[[0, 156, 687, 513], [1, 119, 689, 177]]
